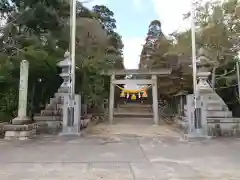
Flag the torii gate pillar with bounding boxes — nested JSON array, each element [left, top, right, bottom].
[[152, 75, 159, 125], [109, 74, 115, 124]]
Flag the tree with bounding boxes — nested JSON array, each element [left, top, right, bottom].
[[0, 0, 124, 119], [92, 5, 116, 34], [139, 0, 240, 100], [181, 0, 240, 95], [92, 5, 124, 55]]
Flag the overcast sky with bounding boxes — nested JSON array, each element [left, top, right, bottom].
[[86, 0, 193, 69]]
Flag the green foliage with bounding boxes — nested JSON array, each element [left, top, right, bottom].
[[0, 0, 124, 116], [140, 0, 240, 100], [0, 87, 18, 118], [92, 5, 116, 34]]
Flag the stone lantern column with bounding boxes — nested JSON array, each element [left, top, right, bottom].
[[57, 51, 71, 94], [195, 48, 216, 134], [196, 48, 216, 98], [186, 48, 215, 138]]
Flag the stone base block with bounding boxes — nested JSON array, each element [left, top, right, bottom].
[[4, 129, 36, 140], [36, 123, 49, 134], [36, 121, 62, 134], [12, 116, 32, 125], [4, 123, 37, 131], [59, 132, 82, 137], [3, 123, 37, 140], [60, 126, 81, 136], [208, 124, 240, 137], [184, 132, 212, 142]]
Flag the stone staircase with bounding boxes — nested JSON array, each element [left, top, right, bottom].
[[113, 103, 154, 124], [203, 92, 240, 135], [182, 92, 240, 136], [33, 51, 70, 134], [33, 93, 65, 133], [204, 93, 231, 117]]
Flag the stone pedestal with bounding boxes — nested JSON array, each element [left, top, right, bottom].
[[60, 94, 82, 136], [12, 116, 31, 125], [4, 124, 37, 140], [184, 131, 212, 141]]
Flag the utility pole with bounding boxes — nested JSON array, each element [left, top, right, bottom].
[[191, 0, 197, 108], [190, 0, 199, 131], [236, 60, 240, 102], [69, 0, 76, 126]]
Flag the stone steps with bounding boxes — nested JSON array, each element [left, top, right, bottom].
[[116, 107, 151, 113], [57, 104, 63, 109], [118, 103, 152, 108], [35, 121, 62, 134], [114, 103, 154, 120], [207, 110, 232, 118], [40, 109, 62, 116], [113, 117, 153, 123], [54, 92, 68, 97], [181, 117, 240, 123], [45, 104, 57, 110], [206, 104, 227, 111], [208, 117, 240, 123], [114, 112, 153, 118], [204, 94, 230, 111], [34, 115, 62, 121], [34, 93, 65, 134]]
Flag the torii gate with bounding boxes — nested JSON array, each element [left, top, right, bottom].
[[104, 68, 172, 125]]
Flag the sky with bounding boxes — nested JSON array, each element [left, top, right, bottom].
[[85, 0, 194, 69]]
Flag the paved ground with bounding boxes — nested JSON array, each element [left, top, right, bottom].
[[0, 121, 240, 180]]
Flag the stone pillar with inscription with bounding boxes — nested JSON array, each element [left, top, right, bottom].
[[12, 60, 31, 125], [4, 60, 37, 140]]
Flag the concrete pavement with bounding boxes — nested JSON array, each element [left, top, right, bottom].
[[0, 123, 240, 179]]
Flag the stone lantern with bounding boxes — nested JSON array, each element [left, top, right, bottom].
[[57, 51, 71, 93], [196, 48, 216, 94], [174, 90, 188, 117]]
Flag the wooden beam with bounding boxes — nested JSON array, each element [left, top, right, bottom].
[[102, 68, 172, 75], [112, 79, 153, 84]]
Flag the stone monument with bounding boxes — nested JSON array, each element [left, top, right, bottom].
[[4, 60, 37, 140], [12, 60, 31, 125]]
